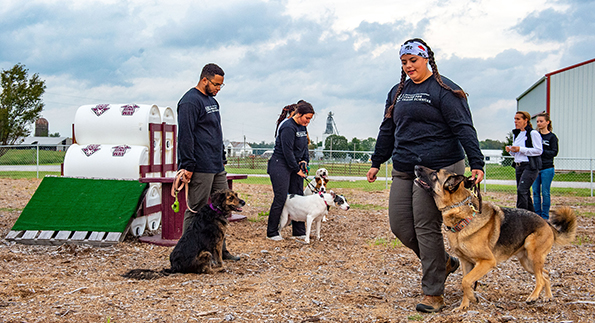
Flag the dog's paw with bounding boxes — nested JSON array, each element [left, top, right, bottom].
[[454, 299, 470, 312]]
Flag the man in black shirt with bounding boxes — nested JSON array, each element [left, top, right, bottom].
[[177, 63, 239, 261]]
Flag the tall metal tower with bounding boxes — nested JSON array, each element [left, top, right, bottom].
[[324, 112, 339, 135], [322, 112, 339, 149]]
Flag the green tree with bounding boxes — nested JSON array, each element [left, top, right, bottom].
[[501, 131, 514, 166], [480, 139, 505, 150], [0, 63, 46, 156], [324, 134, 349, 159], [360, 137, 377, 151]]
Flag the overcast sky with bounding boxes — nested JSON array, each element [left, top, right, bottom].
[[1, 0, 594, 145]]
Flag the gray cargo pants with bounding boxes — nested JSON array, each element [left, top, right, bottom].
[[388, 160, 464, 296]]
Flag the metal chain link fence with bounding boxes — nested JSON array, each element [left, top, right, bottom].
[[1, 145, 593, 197]]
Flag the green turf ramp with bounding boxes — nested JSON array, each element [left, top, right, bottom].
[[12, 177, 148, 232]]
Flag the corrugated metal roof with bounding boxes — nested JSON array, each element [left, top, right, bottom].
[[18, 137, 71, 145]]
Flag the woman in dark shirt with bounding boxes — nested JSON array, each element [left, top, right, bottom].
[[266, 100, 314, 241], [367, 38, 484, 313], [532, 113, 559, 219]]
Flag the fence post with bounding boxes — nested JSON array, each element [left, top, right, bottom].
[[36, 144, 40, 179], [483, 161, 487, 193], [591, 158, 593, 198], [385, 161, 388, 190]]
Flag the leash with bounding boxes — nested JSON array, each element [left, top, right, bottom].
[[171, 170, 198, 214], [306, 177, 321, 193]]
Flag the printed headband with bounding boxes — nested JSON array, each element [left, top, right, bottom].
[[399, 41, 428, 58]]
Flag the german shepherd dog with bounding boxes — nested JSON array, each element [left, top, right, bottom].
[[123, 189, 244, 279], [414, 165, 576, 311]]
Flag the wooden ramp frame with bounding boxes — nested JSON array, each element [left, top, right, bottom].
[[5, 229, 127, 247]]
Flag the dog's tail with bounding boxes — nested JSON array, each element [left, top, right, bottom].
[[549, 206, 577, 246], [122, 268, 171, 280]]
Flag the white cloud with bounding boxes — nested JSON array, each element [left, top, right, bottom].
[[2, 0, 593, 145]]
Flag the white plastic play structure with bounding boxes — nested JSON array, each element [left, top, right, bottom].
[[63, 103, 177, 237]]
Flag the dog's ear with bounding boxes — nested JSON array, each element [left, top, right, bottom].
[[210, 189, 228, 207], [323, 178, 329, 184], [329, 190, 336, 198], [444, 175, 467, 192]]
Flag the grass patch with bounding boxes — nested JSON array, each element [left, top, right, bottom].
[[580, 211, 595, 218], [249, 211, 269, 222], [0, 171, 60, 179], [0, 149, 65, 165], [407, 314, 424, 321], [349, 203, 387, 211], [573, 234, 593, 246], [368, 237, 402, 248]]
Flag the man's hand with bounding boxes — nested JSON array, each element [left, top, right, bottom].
[[367, 167, 379, 183], [183, 169, 193, 182]]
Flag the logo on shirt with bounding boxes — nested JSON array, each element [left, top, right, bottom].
[[91, 104, 110, 116], [397, 93, 431, 104], [205, 105, 219, 114], [112, 145, 131, 157], [296, 131, 308, 138], [120, 104, 140, 116], [82, 144, 101, 157]]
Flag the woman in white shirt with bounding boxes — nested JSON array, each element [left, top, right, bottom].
[[506, 111, 543, 211]]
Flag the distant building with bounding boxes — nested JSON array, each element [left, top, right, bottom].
[[481, 149, 503, 164], [34, 117, 49, 137], [224, 140, 253, 157], [18, 136, 73, 151], [516, 58, 595, 171]]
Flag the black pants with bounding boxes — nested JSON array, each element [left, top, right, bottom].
[[266, 157, 306, 237], [515, 163, 538, 212]]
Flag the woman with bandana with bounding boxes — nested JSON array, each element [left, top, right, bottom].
[[367, 38, 485, 313]]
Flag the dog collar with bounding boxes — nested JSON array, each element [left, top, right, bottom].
[[209, 203, 224, 214], [445, 212, 476, 233], [318, 192, 329, 206]]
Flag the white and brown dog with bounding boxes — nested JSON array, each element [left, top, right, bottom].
[[304, 168, 330, 221], [304, 168, 329, 195], [279, 190, 349, 243]]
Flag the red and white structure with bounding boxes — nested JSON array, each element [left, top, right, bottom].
[[516, 58, 595, 171], [63, 103, 177, 237]]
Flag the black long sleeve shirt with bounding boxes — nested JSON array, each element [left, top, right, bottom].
[[272, 118, 309, 172], [540, 132, 558, 169], [371, 75, 484, 174], [176, 88, 225, 173]]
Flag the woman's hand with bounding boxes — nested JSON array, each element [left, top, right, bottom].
[[367, 167, 379, 183], [471, 169, 484, 184], [297, 169, 307, 178]]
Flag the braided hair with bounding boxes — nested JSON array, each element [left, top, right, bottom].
[[385, 38, 467, 118]]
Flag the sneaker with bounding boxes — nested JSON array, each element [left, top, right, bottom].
[[446, 255, 460, 280], [266, 235, 283, 241], [291, 235, 307, 240], [222, 250, 240, 261], [416, 295, 445, 313]]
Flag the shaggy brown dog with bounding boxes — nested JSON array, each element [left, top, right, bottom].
[[414, 165, 576, 311], [123, 189, 244, 279]]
